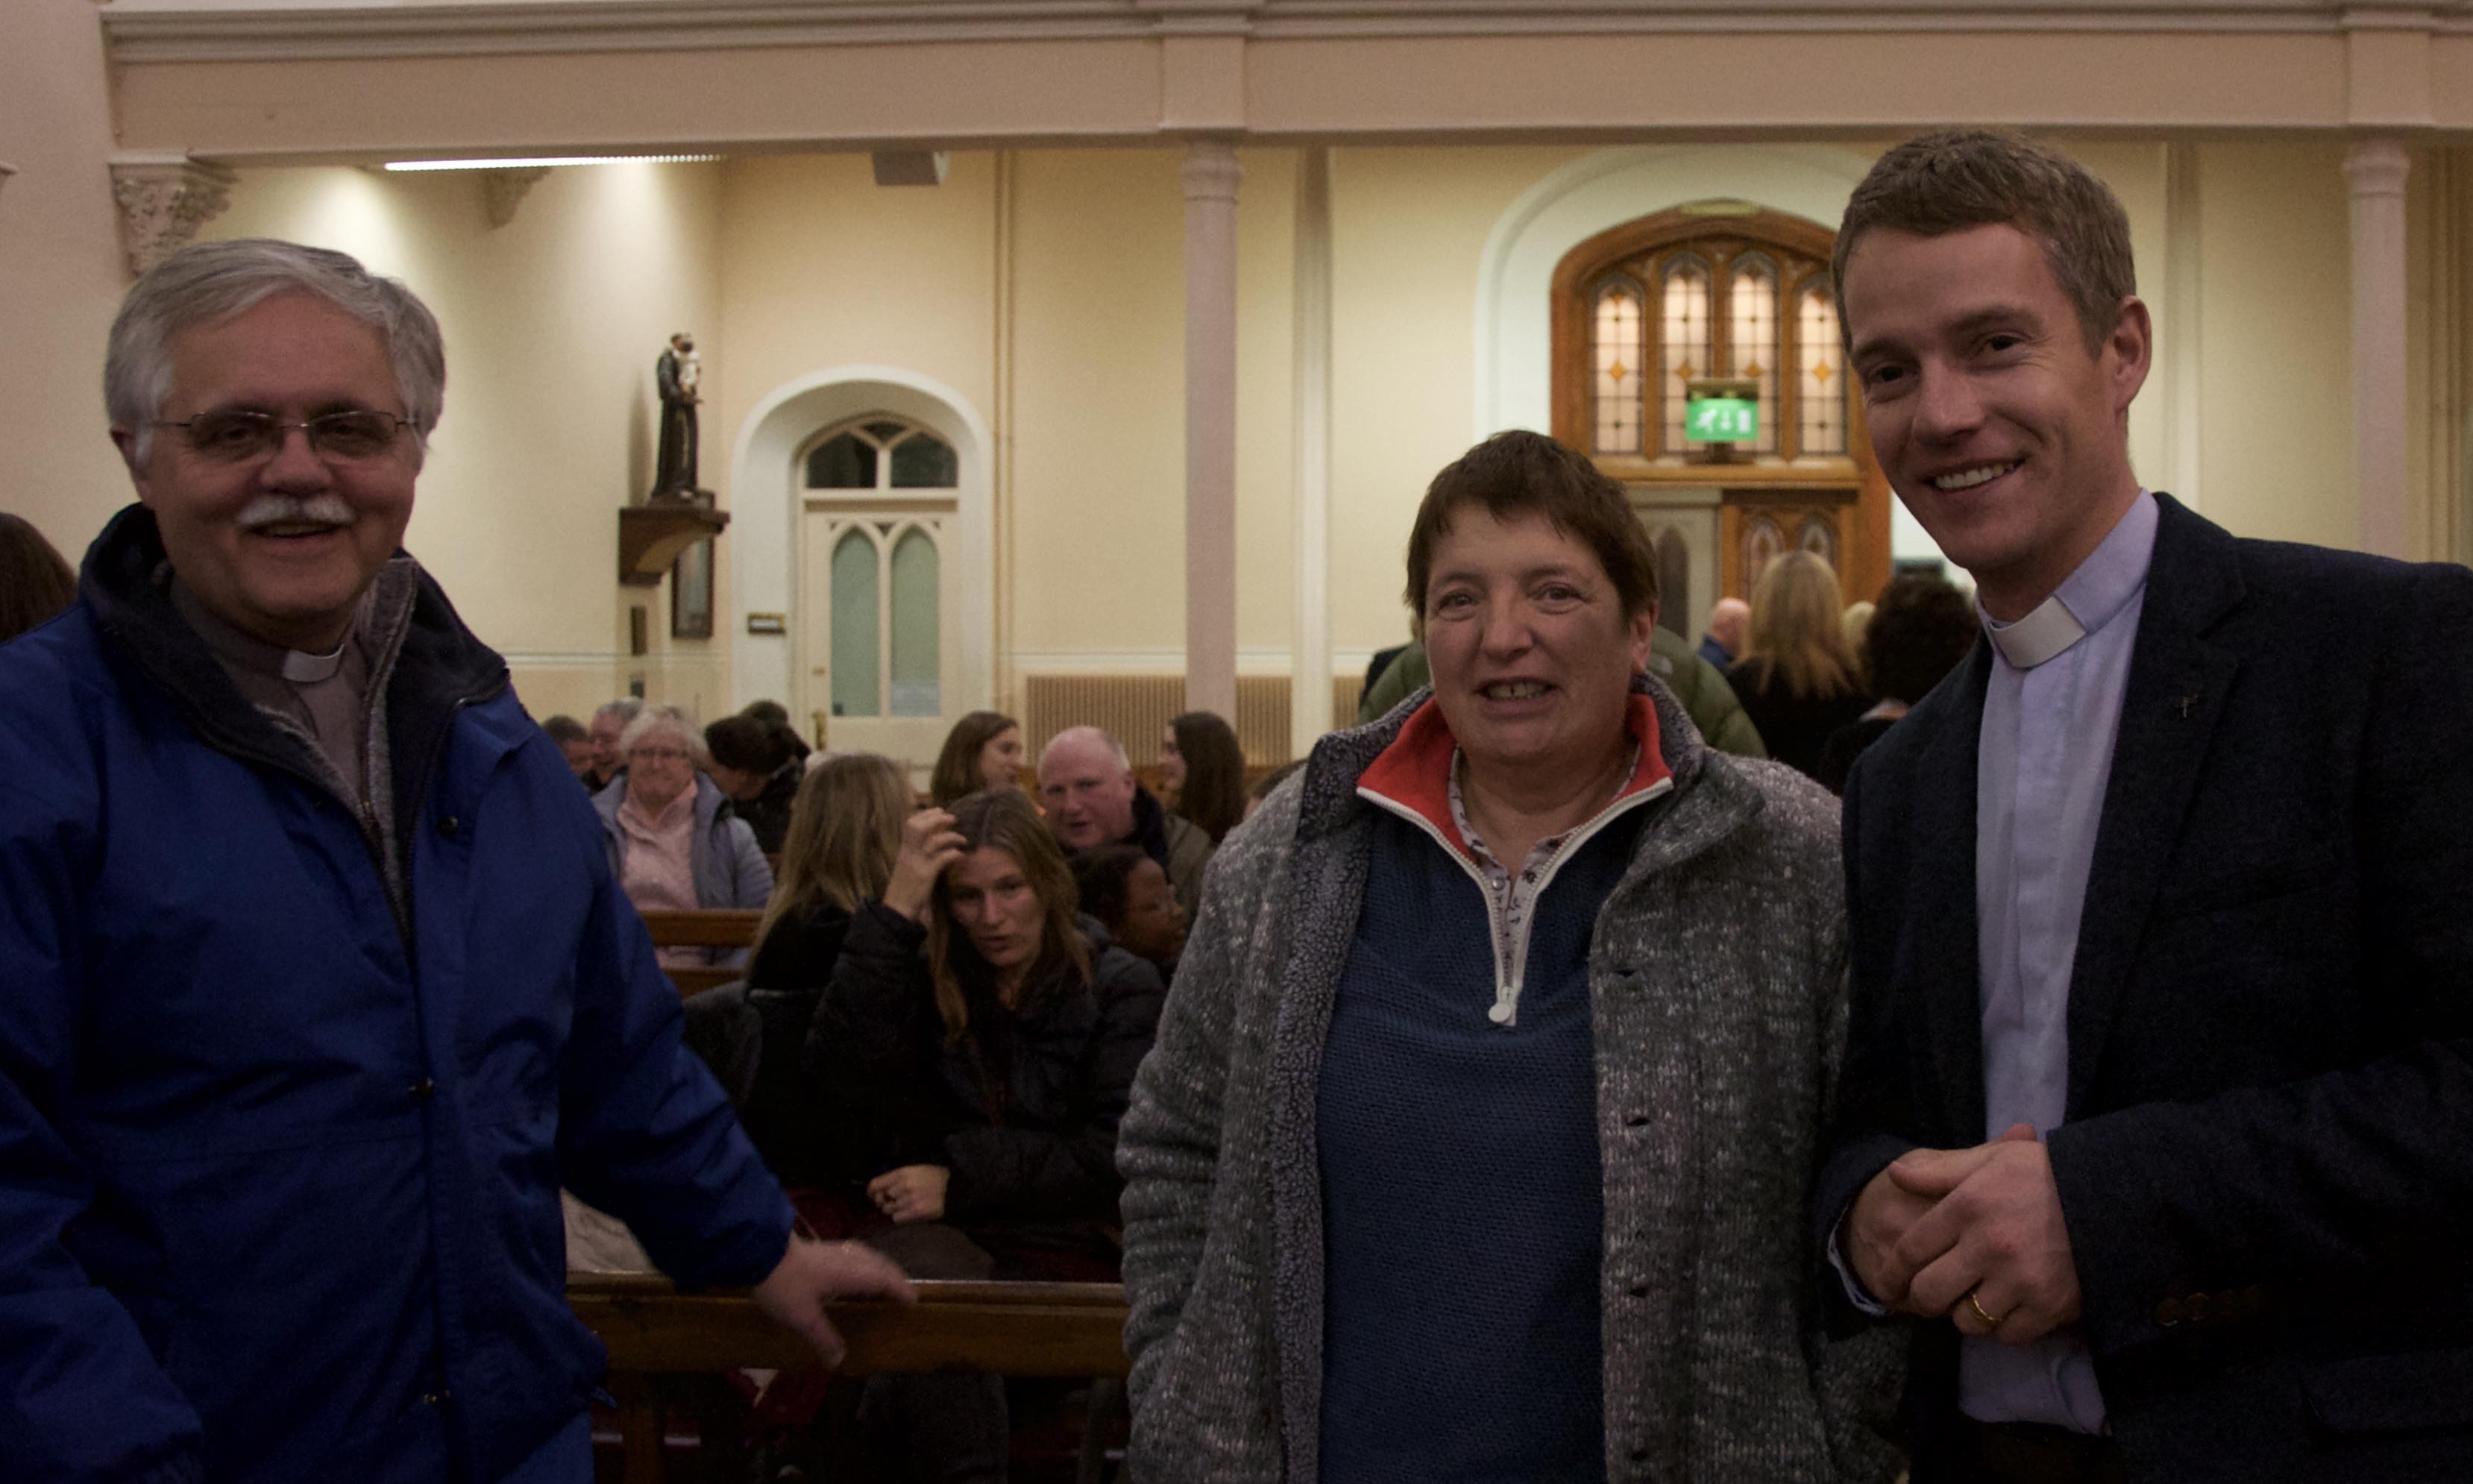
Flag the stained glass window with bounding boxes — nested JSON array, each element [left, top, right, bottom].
[[1592, 278, 1644, 455], [1556, 208, 1855, 469], [1659, 257, 1711, 458], [1798, 286, 1847, 456], [830, 529, 881, 718], [888, 528, 941, 717], [1728, 254, 1779, 454]]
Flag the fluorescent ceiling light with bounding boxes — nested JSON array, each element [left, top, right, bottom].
[[383, 155, 720, 172]]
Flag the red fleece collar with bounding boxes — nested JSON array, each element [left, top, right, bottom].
[[1355, 690, 1672, 860]]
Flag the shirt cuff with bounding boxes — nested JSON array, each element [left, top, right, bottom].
[[1826, 1206, 1891, 1318]]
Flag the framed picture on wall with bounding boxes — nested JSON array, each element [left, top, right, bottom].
[[671, 538, 714, 640]]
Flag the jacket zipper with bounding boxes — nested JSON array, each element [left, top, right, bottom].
[[1359, 775, 1673, 1028]]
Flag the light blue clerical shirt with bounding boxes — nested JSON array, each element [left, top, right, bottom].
[[1966, 490, 2159, 1433]]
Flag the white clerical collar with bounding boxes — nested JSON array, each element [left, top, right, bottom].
[[1983, 594, 2085, 670], [280, 644, 348, 684]]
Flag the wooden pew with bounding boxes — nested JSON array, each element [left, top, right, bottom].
[[571, 1274, 1130, 1483], [636, 908, 763, 999]]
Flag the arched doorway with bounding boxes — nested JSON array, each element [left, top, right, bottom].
[[726, 367, 993, 773]]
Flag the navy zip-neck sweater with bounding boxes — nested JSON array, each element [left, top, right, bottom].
[[1316, 803, 1645, 1483]]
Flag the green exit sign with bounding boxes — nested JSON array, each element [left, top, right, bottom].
[[1685, 397, 1759, 443]]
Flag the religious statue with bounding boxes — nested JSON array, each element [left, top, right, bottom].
[[652, 332, 706, 501]]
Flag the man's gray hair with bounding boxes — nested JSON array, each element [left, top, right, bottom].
[[106, 238, 447, 465], [593, 697, 644, 727], [618, 705, 709, 769], [1038, 724, 1131, 773]]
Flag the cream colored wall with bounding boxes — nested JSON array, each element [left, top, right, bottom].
[[1004, 150, 1189, 664], [197, 160, 728, 723], [717, 153, 998, 461], [2194, 142, 2358, 550], [714, 145, 1302, 708], [1328, 145, 1594, 655], [2064, 142, 2172, 494], [0, 1, 144, 561]]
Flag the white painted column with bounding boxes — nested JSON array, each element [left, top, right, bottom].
[[1290, 147, 1334, 758], [2159, 141, 2204, 512], [2345, 138, 2410, 558], [1182, 139, 1242, 721]]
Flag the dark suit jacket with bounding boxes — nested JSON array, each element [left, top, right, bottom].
[[1815, 494, 2473, 1481]]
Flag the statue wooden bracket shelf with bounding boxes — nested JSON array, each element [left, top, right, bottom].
[[618, 503, 727, 587]]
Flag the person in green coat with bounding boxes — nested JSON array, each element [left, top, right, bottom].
[[1357, 628, 1768, 759]]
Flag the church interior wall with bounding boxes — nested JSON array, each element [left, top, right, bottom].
[[1002, 148, 1195, 673], [5, 0, 2466, 753], [0, 0, 141, 567], [2192, 141, 2358, 553], [1328, 144, 1599, 658]]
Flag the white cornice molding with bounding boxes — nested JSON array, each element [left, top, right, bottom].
[[98, 0, 2473, 65]]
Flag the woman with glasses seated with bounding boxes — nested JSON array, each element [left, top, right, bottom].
[[591, 703, 772, 964]]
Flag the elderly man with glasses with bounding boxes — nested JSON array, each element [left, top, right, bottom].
[[0, 239, 907, 1484]]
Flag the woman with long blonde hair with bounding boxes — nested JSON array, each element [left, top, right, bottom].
[[734, 752, 913, 1191], [1724, 550, 1870, 779], [750, 752, 913, 990]]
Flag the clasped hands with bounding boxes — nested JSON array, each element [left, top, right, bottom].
[[1844, 1122, 2082, 1344]]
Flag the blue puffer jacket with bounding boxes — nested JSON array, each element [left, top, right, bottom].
[[0, 506, 794, 1484]]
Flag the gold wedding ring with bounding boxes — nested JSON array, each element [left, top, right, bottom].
[[1967, 1290, 2009, 1329]]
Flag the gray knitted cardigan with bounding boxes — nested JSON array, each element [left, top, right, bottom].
[[1116, 679, 1905, 1483]]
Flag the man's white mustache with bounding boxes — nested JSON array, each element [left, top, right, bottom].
[[236, 494, 358, 531]]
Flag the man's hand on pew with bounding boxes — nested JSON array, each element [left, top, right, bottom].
[[750, 1234, 917, 1368]]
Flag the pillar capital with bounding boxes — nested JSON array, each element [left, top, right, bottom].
[[109, 153, 236, 278], [1181, 139, 1243, 204], [2342, 136, 2411, 198]]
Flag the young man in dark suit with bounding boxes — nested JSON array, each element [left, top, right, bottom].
[[1813, 130, 2473, 1483]]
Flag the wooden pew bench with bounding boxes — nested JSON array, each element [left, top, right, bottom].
[[636, 908, 763, 999], [570, 1273, 1131, 1483]]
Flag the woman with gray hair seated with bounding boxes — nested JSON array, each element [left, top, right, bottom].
[[592, 704, 773, 963], [1116, 430, 1902, 1483]]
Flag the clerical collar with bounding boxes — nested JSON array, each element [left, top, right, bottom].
[[1978, 490, 2161, 672], [169, 579, 353, 685], [1983, 597, 2084, 670], [281, 644, 348, 683]]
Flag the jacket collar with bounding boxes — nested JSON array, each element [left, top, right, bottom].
[[1295, 671, 1762, 880], [79, 502, 509, 817], [1126, 782, 1176, 870], [1353, 689, 1674, 863], [596, 769, 735, 833]]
